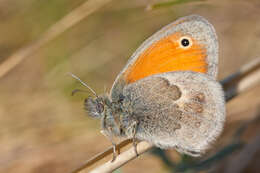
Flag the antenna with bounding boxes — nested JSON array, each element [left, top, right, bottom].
[[68, 72, 98, 97], [71, 89, 88, 96]]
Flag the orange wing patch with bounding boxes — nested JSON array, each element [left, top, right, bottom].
[[124, 32, 207, 83]]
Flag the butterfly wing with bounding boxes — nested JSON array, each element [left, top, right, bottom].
[[111, 15, 218, 102], [122, 71, 225, 156]]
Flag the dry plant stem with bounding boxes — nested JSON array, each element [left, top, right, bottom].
[[89, 141, 153, 173], [0, 0, 113, 78], [236, 67, 260, 93], [71, 139, 132, 173], [222, 57, 260, 101], [86, 58, 260, 173]]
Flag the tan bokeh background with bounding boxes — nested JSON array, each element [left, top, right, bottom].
[[0, 0, 259, 172]]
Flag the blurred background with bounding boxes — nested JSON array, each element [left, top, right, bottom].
[[0, 0, 260, 172]]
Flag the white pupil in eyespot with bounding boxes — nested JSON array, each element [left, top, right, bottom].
[[181, 38, 190, 47]]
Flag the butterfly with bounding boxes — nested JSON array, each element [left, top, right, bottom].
[[82, 15, 225, 160]]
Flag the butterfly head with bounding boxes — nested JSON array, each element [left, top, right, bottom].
[[84, 94, 131, 137], [84, 96, 106, 118], [68, 73, 115, 120]]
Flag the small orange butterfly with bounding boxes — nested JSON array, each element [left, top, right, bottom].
[[78, 15, 225, 160]]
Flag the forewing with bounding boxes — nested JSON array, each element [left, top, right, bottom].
[[111, 15, 218, 102], [122, 71, 225, 156]]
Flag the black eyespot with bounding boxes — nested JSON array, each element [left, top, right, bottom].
[[181, 38, 190, 47]]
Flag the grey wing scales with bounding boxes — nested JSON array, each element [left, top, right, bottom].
[[122, 71, 225, 156]]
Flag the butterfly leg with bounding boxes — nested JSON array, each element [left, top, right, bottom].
[[100, 129, 118, 162], [128, 120, 139, 157]]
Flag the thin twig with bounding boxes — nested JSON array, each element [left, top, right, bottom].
[[0, 0, 113, 78], [146, 0, 205, 10], [89, 141, 153, 173], [71, 139, 132, 173], [221, 57, 260, 101], [83, 58, 260, 173]]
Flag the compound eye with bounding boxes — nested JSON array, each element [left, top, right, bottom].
[[179, 36, 192, 48], [96, 103, 104, 113], [118, 94, 125, 103]]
